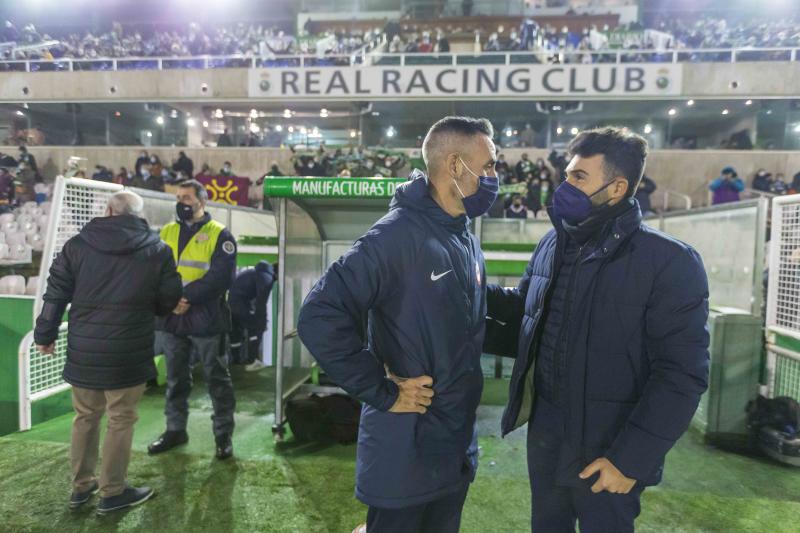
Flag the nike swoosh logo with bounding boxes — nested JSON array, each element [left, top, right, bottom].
[[430, 270, 453, 281]]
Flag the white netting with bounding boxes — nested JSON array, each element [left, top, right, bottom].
[[28, 329, 69, 397], [47, 179, 121, 278], [772, 201, 800, 332], [774, 352, 800, 400]]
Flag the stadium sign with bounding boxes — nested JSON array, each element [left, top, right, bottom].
[[249, 64, 682, 99], [263, 177, 407, 198]]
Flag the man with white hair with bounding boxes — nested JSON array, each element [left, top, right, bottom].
[[34, 190, 182, 514]]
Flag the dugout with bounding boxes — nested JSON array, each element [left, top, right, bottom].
[[263, 176, 409, 439]]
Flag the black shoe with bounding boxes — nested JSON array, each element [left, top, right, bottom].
[[147, 430, 188, 455], [69, 481, 99, 509], [96, 486, 154, 515], [215, 434, 233, 460]]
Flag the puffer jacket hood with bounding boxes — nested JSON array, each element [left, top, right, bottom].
[[79, 214, 160, 255], [391, 169, 470, 233]]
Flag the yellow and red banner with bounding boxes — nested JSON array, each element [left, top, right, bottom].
[[196, 174, 250, 206]]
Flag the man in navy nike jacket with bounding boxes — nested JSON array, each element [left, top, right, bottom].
[[298, 116, 499, 533]]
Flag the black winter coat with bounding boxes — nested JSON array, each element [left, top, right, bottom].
[[34, 215, 182, 389], [484, 201, 710, 486]]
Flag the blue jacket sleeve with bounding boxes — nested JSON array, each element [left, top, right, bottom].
[[483, 250, 534, 358], [733, 178, 745, 192], [605, 246, 710, 481], [297, 229, 401, 411], [708, 178, 723, 191], [183, 228, 236, 305], [34, 240, 76, 345]]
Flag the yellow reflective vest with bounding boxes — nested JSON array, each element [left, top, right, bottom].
[[160, 219, 225, 284]]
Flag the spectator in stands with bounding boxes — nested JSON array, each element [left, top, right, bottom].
[[129, 163, 165, 192], [172, 151, 194, 179], [516, 153, 534, 180], [114, 167, 131, 185], [18, 145, 37, 174], [217, 128, 233, 147], [539, 175, 553, 211], [404, 37, 420, 54], [709, 166, 745, 205], [199, 163, 212, 175], [507, 30, 523, 51], [16, 160, 36, 202], [791, 171, 800, 194], [148, 155, 163, 178], [135, 150, 149, 177], [524, 173, 541, 215], [0, 151, 17, 168], [435, 30, 450, 53], [534, 158, 551, 180], [485, 32, 503, 52], [752, 169, 772, 192], [496, 153, 511, 183], [338, 169, 352, 178], [505, 194, 528, 219], [34, 190, 182, 514], [770, 173, 789, 196], [91, 165, 114, 183], [220, 161, 234, 176], [265, 162, 283, 177], [635, 175, 657, 215], [548, 150, 569, 182], [388, 34, 403, 54], [0, 166, 14, 213], [417, 32, 433, 53]]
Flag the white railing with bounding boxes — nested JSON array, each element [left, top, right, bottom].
[[1, 46, 797, 72], [18, 323, 71, 431]]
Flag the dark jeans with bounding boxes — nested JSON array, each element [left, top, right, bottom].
[[528, 397, 645, 533], [163, 332, 236, 437], [366, 484, 470, 533]]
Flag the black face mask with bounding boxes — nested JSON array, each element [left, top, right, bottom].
[[176, 202, 194, 221]]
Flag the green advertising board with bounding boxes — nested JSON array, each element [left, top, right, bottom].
[[263, 177, 407, 199]]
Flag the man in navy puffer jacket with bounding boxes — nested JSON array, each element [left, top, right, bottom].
[[298, 116, 499, 533], [484, 127, 710, 532]]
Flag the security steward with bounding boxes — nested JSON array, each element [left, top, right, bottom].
[[148, 179, 238, 460]]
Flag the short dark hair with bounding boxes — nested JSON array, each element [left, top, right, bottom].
[[568, 127, 648, 196], [178, 179, 209, 202], [427, 116, 493, 139], [422, 116, 494, 173]]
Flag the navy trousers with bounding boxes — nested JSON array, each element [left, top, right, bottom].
[[366, 484, 470, 533], [528, 397, 645, 533]]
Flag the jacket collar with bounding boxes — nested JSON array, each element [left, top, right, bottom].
[[548, 199, 643, 261]]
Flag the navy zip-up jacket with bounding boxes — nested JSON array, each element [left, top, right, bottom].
[[484, 200, 710, 486], [298, 170, 486, 508]]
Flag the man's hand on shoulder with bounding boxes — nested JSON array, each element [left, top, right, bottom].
[[579, 457, 637, 494]]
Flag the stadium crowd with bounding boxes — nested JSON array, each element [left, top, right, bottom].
[[0, 15, 797, 68]]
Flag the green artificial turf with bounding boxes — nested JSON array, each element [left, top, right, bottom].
[[1, 366, 799, 532]]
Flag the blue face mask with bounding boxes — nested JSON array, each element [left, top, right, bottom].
[[552, 180, 615, 225], [454, 157, 499, 219]]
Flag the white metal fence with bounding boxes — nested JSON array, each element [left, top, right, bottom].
[[1, 46, 798, 72]]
